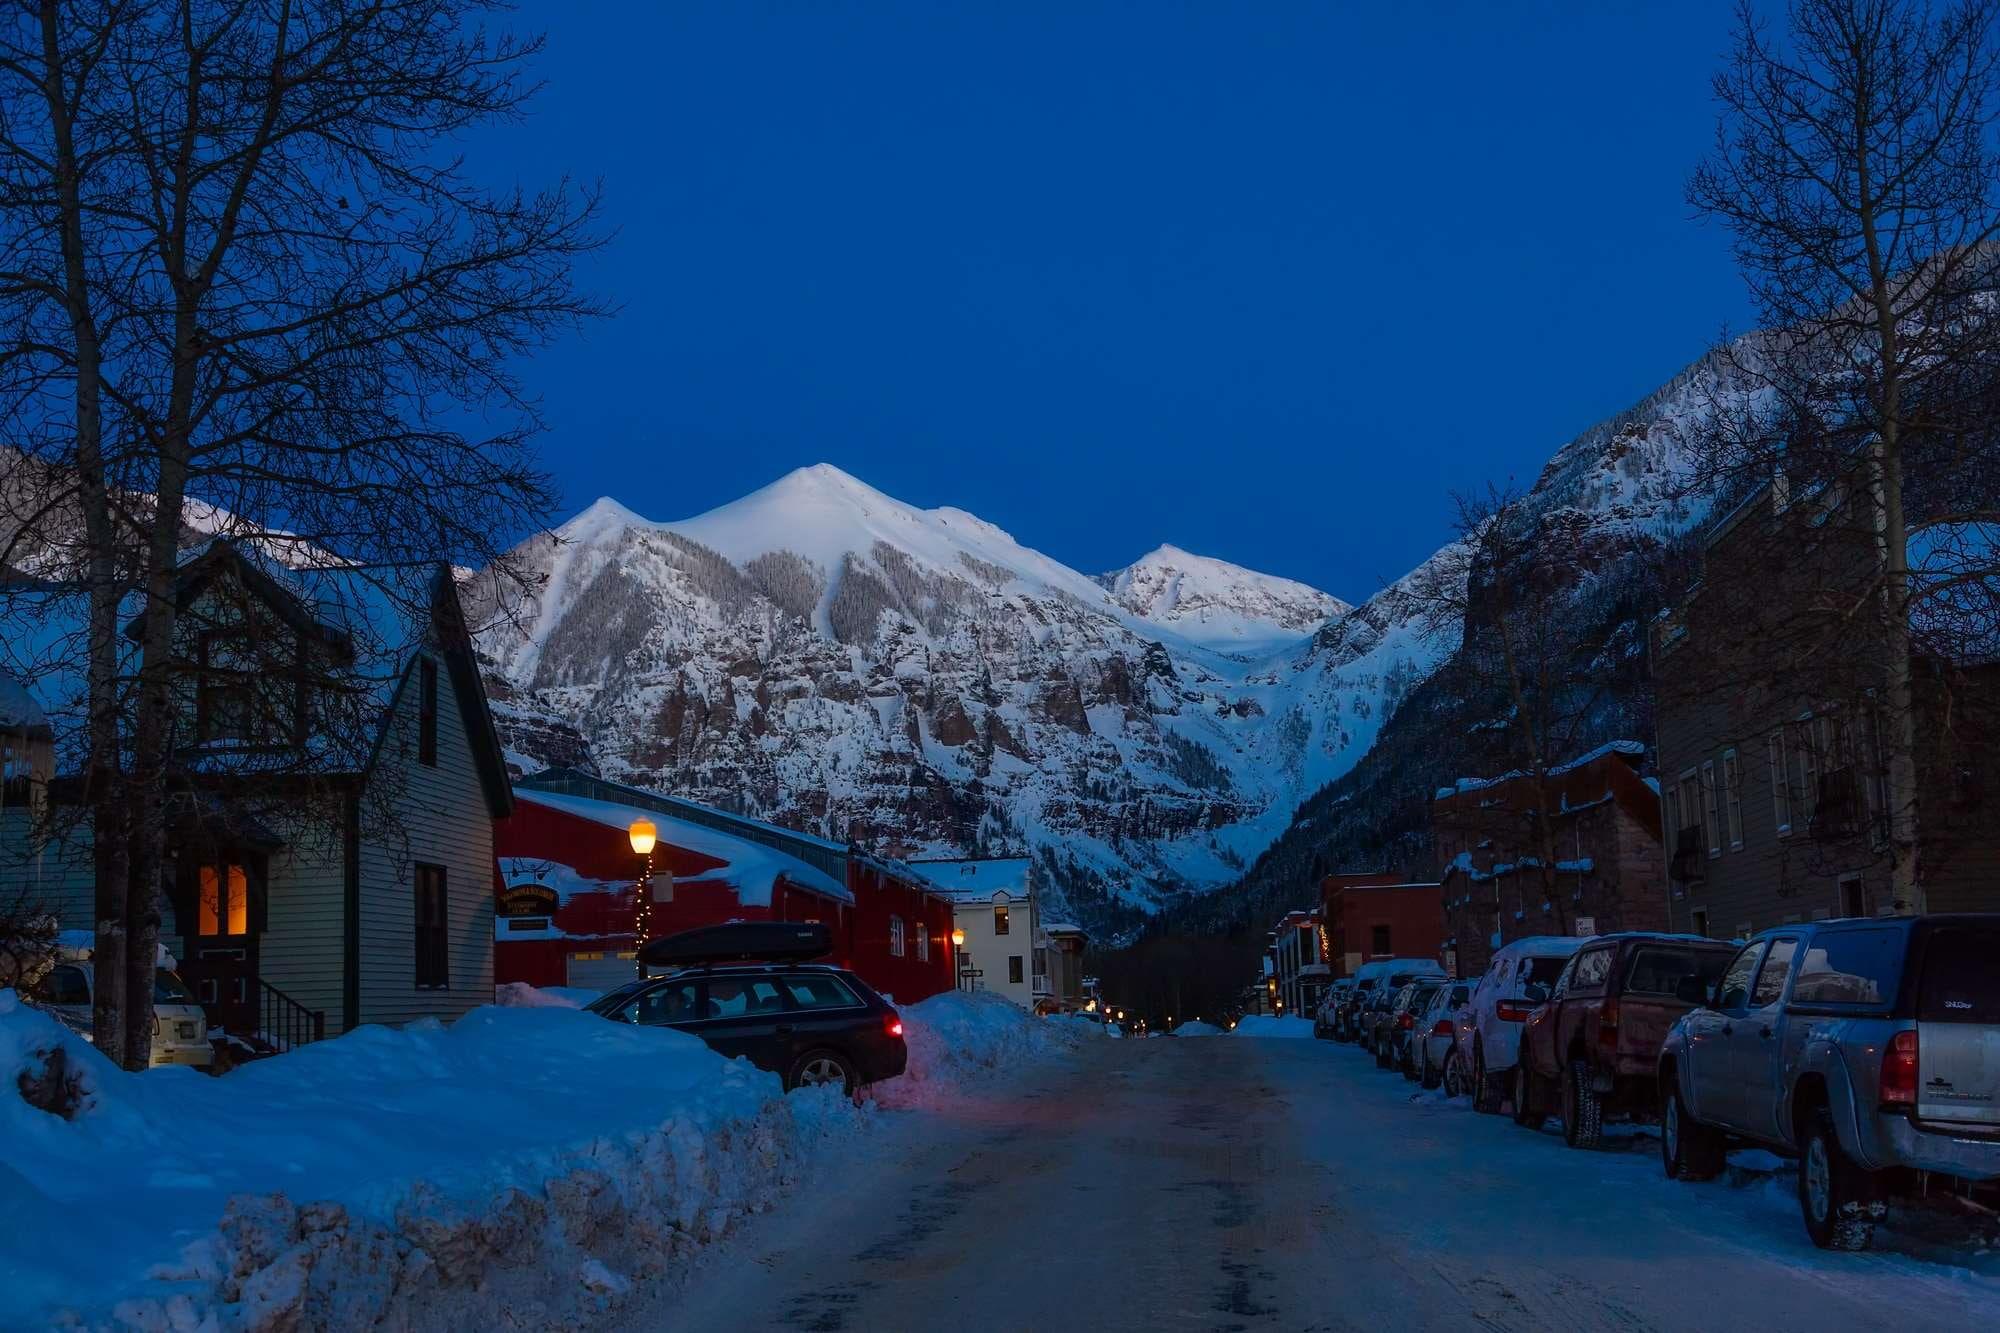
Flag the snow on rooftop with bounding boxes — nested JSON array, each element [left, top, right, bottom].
[[514, 789, 851, 905], [0, 672, 46, 733], [1437, 740, 1647, 799]]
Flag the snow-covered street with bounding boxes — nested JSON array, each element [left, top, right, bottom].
[[641, 1034, 2000, 1332]]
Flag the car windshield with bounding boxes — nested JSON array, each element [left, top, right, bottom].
[[1919, 926, 2000, 1024], [153, 970, 195, 1004]]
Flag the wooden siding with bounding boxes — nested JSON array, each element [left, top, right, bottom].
[[257, 815, 347, 1025], [0, 809, 95, 926], [356, 653, 495, 1028]]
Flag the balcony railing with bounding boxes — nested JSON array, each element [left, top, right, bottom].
[[1031, 976, 1053, 997]]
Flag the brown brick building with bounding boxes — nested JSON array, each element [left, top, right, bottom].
[[1431, 742, 1666, 978], [1318, 872, 1443, 978], [1651, 470, 2000, 937]]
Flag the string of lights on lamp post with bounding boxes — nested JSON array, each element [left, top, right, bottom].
[[629, 818, 658, 978]]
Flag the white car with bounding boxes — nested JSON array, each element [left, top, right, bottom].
[[1453, 937, 1586, 1113], [1411, 980, 1473, 1091], [30, 960, 215, 1069]]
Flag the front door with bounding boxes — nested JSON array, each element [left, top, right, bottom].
[[1687, 940, 1764, 1127], [178, 860, 262, 1035], [1730, 936, 1800, 1140], [700, 974, 791, 1074]]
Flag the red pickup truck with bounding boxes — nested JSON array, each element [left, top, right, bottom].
[[1514, 932, 1737, 1148]]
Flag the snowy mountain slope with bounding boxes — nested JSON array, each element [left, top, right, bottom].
[[470, 338, 1764, 942], [1096, 544, 1349, 653], [466, 464, 1358, 940]]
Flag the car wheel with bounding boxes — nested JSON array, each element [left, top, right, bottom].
[[1512, 1063, 1541, 1128], [1473, 1044, 1502, 1114], [1659, 1082, 1724, 1182], [784, 1048, 858, 1096], [1375, 1039, 1391, 1069], [1401, 1047, 1418, 1082], [1420, 1049, 1441, 1091], [1799, 1106, 1882, 1251], [1561, 1058, 1604, 1149]]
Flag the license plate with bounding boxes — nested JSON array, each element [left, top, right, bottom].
[[177, 1022, 199, 1040]]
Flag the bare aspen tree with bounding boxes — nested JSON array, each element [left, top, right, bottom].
[[1688, 0, 2000, 913], [4, 0, 603, 1066]]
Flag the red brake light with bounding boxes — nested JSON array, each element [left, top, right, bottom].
[[1433, 1018, 1454, 1037], [1398, 1012, 1415, 1029], [1598, 997, 1620, 1049], [885, 1015, 904, 1039], [1880, 1030, 1917, 1106], [1495, 1000, 1532, 1022]]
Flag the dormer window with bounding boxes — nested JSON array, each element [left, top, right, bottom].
[[196, 630, 298, 746]]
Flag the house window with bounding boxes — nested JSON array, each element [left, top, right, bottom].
[[889, 915, 905, 957], [992, 902, 1010, 935], [1768, 732, 1791, 837], [1008, 955, 1024, 984], [415, 863, 449, 989], [916, 927, 929, 963], [1700, 761, 1721, 857], [418, 658, 438, 767], [1839, 874, 1866, 919], [1722, 749, 1743, 851], [197, 864, 250, 937], [1797, 719, 1820, 821], [1370, 924, 1391, 956], [1676, 769, 1702, 852]]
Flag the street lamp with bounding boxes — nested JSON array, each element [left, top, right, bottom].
[[629, 819, 658, 978], [951, 927, 966, 947]]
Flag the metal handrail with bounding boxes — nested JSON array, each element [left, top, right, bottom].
[[258, 977, 326, 1052]]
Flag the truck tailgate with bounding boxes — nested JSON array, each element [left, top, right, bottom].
[[1917, 925, 2000, 1129]]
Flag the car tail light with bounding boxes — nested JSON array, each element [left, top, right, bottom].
[[885, 1014, 904, 1039], [1432, 1019, 1454, 1037], [1598, 997, 1620, 1050], [1398, 1012, 1415, 1030], [1880, 1029, 1918, 1106], [1495, 1000, 1533, 1022]]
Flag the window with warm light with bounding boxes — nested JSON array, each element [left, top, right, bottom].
[[993, 902, 1010, 935], [197, 865, 250, 936]]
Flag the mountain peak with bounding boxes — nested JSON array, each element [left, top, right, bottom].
[[1100, 543, 1348, 653], [557, 495, 650, 541]]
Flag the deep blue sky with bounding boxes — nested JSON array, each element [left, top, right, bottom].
[[473, 2, 1754, 604]]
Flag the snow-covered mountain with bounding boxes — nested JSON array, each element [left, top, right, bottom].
[[1096, 545, 1349, 653], [465, 464, 1388, 939], [468, 340, 1760, 941]]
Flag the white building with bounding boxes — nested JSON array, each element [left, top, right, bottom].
[[911, 857, 1040, 1009]]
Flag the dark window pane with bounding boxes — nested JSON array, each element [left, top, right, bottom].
[[1919, 927, 2000, 1024], [783, 975, 861, 1010], [1718, 944, 1762, 1010], [1625, 948, 1731, 996]]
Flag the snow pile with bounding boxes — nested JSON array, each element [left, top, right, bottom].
[[1173, 1020, 1225, 1037], [0, 989, 864, 1330], [875, 990, 1097, 1108], [1230, 1015, 1314, 1039], [492, 982, 602, 1009]]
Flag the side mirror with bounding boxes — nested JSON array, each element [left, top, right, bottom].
[[1675, 976, 1710, 1007]]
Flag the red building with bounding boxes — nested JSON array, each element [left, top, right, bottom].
[[493, 771, 957, 1002], [1319, 871, 1445, 977]]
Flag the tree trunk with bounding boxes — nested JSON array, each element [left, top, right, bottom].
[[1875, 443, 1924, 913]]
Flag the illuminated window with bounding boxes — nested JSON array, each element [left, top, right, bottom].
[[993, 902, 1010, 935], [198, 865, 249, 936]]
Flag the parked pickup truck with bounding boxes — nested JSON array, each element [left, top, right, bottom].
[[1514, 932, 1736, 1147], [1657, 914, 2000, 1251]]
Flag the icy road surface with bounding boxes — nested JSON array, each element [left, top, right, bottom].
[[630, 1035, 2000, 1331]]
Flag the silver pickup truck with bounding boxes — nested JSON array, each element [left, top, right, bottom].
[[1656, 914, 1999, 1250]]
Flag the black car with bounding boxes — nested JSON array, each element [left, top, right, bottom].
[[586, 923, 907, 1094]]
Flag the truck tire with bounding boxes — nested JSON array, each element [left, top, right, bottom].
[[1800, 1105, 1883, 1251], [1660, 1082, 1724, 1181], [1562, 1057, 1604, 1150], [1375, 1039, 1392, 1069], [1420, 1050, 1441, 1091]]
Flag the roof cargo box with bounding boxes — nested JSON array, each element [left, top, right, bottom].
[[638, 920, 833, 968]]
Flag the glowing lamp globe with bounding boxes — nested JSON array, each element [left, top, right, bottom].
[[951, 927, 966, 948], [627, 818, 658, 855]]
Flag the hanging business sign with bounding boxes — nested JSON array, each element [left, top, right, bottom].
[[500, 883, 558, 917]]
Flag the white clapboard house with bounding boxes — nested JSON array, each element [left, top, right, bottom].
[[0, 539, 511, 1049]]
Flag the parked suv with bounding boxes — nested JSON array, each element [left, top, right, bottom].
[[1657, 915, 2000, 1250], [1458, 937, 1587, 1114], [1412, 981, 1473, 1090], [1514, 933, 1736, 1145], [1347, 957, 1446, 1045], [586, 922, 907, 1094]]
